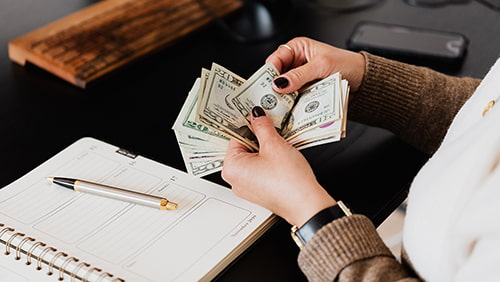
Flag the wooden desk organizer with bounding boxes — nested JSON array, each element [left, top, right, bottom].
[[8, 0, 242, 88]]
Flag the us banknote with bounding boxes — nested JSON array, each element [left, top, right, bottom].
[[173, 63, 349, 177]]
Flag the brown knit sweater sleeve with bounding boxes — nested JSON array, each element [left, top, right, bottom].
[[349, 52, 481, 155], [297, 55, 482, 281], [298, 215, 420, 281]]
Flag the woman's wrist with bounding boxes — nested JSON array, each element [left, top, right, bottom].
[[291, 201, 353, 248], [287, 188, 337, 227], [345, 51, 366, 93]]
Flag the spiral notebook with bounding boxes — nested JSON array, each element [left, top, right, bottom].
[[0, 137, 275, 281]]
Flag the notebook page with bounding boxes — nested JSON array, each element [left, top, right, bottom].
[[0, 137, 274, 281], [0, 258, 54, 282]]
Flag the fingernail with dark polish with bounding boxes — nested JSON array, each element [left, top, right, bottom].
[[252, 106, 266, 118], [273, 77, 289, 89]]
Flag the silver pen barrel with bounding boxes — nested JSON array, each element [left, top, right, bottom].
[[72, 180, 177, 210]]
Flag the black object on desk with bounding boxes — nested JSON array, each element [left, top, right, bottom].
[[346, 21, 469, 71], [406, 0, 500, 10], [206, 0, 296, 43]]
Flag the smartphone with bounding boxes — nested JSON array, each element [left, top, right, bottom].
[[346, 21, 468, 70]]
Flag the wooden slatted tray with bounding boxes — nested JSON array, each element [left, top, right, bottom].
[[8, 0, 242, 88]]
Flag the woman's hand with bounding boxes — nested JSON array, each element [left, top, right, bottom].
[[222, 107, 336, 227], [266, 37, 366, 94]]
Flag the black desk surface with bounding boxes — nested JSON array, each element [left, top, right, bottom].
[[1, 0, 499, 281]]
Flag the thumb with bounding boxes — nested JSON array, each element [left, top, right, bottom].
[[250, 106, 282, 149], [272, 62, 327, 94]]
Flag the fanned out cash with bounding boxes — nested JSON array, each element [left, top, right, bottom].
[[173, 62, 350, 177]]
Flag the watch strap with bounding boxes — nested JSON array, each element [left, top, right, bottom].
[[291, 201, 352, 248]]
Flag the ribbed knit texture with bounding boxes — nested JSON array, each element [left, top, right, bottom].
[[298, 215, 391, 279], [298, 215, 422, 281], [349, 52, 480, 155]]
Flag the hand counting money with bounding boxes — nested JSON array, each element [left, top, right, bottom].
[[173, 62, 349, 177]]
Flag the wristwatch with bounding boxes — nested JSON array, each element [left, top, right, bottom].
[[291, 201, 352, 249]]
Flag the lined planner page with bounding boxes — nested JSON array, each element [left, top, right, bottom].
[[0, 137, 274, 281], [0, 259, 54, 282]]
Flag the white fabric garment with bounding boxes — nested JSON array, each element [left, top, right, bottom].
[[403, 57, 500, 281]]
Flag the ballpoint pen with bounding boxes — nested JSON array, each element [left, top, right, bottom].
[[47, 177, 178, 210]]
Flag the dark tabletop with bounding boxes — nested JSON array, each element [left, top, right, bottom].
[[1, 0, 499, 281]]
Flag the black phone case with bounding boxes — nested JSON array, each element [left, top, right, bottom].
[[346, 21, 468, 70]]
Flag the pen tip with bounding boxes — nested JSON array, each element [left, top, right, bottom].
[[47, 177, 54, 183], [160, 199, 178, 210]]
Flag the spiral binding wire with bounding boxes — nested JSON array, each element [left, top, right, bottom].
[[48, 251, 67, 275], [16, 236, 35, 260], [5, 232, 24, 255], [0, 224, 124, 281], [60, 257, 79, 281]]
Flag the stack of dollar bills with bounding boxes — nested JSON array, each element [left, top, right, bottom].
[[172, 62, 349, 177]]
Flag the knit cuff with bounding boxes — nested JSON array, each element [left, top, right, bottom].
[[298, 214, 394, 281], [349, 52, 424, 137]]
